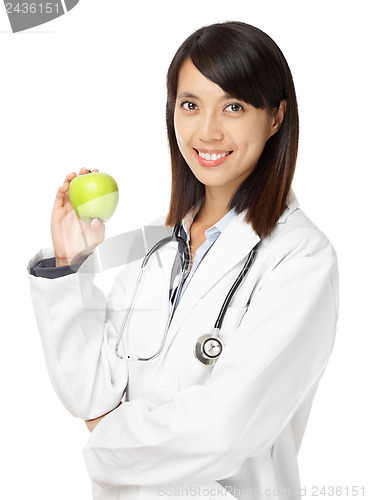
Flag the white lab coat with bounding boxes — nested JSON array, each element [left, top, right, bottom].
[[27, 190, 339, 500]]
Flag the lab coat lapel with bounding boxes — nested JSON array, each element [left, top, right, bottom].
[[158, 188, 300, 357], [160, 211, 261, 356]]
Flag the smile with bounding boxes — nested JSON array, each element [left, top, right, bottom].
[[193, 149, 233, 167]]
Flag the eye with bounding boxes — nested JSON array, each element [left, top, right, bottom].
[[225, 103, 244, 112], [180, 101, 198, 111]]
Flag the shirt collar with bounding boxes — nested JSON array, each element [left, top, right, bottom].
[[180, 187, 299, 239], [181, 203, 237, 242], [181, 205, 201, 237]]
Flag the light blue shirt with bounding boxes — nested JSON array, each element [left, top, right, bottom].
[[169, 206, 237, 312]]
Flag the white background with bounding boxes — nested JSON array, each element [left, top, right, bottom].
[[1, 0, 367, 498]]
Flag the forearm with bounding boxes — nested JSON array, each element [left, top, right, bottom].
[[27, 250, 128, 419]]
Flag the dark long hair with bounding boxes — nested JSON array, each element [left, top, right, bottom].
[[164, 21, 299, 238]]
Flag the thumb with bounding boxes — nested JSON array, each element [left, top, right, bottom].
[[91, 218, 104, 231]]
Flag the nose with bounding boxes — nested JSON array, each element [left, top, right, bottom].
[[198, 112, 224, 143]]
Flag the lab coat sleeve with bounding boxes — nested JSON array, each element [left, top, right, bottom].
[[27, 216, 167, 420], [27, 247, 128, 420], [82, 234, 339, 488]]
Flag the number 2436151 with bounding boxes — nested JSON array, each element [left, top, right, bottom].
[[5, 3, 60, 14]]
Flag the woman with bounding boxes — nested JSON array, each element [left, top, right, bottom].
[[27, 22, 339, 500]]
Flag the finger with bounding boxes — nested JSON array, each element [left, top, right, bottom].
[[53, 182, 70, 211], [54, 173, 76, 211], [79, 167, 91, 175], [90, 218, 105, 232], [63, 172, 77, 184], [90, 218, 106, 247]]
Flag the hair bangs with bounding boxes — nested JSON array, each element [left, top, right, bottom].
[[188, 28, 273, 110]]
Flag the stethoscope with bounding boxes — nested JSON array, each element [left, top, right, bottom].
[[115, 223, 260, 365]]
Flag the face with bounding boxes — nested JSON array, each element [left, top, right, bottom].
[[174, 59, 285, 197]]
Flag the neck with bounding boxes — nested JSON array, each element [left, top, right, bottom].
[[195, 185, 234, 227]]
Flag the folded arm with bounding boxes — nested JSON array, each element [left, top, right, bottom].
[[83, 244, 339, 487]]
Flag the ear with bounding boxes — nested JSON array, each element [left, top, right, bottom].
[[269, 100, 287, 138]]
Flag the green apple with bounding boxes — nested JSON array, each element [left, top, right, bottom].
[[68, 172, 119, 223]]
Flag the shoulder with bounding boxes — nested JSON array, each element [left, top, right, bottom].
[[250, 196, 339, 304], [258, 189, 338, 266], [256, 203, 339, 313], [272, 206, 337, 263]]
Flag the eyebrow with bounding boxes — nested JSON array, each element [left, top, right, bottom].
[[176, 92, 237, 101]]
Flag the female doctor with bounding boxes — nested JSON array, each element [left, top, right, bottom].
[[27, 22, 339, 500]]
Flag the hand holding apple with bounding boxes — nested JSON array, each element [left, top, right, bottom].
[[51, 168, 107, 267]]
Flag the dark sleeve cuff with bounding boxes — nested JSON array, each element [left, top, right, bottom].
[[29, 257, 86, 279]]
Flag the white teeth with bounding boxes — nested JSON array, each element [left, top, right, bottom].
[[198, 150, 230, 160]]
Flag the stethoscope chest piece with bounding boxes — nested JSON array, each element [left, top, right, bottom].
[[194, 331, 223, 365]]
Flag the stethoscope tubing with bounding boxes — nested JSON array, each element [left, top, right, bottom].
[[214, 242, 260, 330], [115, 223, 260, 363], [115, 224, 189, 361]]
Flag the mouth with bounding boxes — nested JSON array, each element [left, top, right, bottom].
[[193, 148, 233, 167]]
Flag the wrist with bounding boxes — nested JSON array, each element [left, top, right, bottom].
[[55, 257, 70, 267]]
